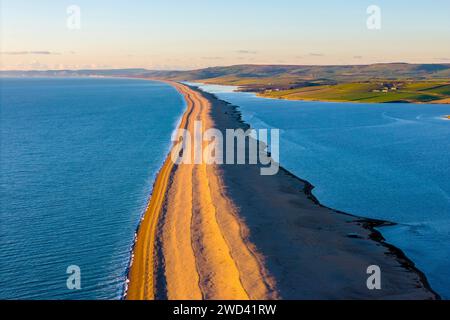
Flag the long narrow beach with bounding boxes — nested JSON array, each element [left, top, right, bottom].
[[127, 82, 439, 300]]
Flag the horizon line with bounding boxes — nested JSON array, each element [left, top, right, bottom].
[[2, 61, 450, 73]]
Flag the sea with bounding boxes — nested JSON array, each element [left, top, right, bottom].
[[195, 83, 450, 299], [0, 78, 185, 299]]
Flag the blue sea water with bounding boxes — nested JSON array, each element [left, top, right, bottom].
[[196, 83, 450, 299], [0, 78, 185, 299]]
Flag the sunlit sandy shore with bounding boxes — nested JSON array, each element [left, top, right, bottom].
[[126, 81, 439, 300]]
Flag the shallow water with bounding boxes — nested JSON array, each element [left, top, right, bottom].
[[0, 78, 185, 299], [196, 83, 450, 299]]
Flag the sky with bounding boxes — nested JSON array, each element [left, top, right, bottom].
[[1, 0, 449, 70]]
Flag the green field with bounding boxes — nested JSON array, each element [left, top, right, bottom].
[[260, 81, 450, 103]]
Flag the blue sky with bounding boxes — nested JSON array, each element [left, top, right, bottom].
[[1, 0, 449, 70]]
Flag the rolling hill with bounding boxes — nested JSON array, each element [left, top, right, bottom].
[[2, 63, 450, 103]]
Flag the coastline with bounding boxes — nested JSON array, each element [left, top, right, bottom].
[[123, 79, 188, 299], [182, 80, 450, 105], [126, 80, 440, 300], [126, 81, 190, 300], [255, 92, 450, 104]]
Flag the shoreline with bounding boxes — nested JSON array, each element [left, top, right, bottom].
[[255, 92, 450, 104], [126, 80, 440, 300], [185, 80, 450, 105], [282, 167, 439, 299], [126, 81, 192, 300], [122, 80, 188, 299]]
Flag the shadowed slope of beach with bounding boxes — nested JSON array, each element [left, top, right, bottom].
[[127, 82, 439, 300]]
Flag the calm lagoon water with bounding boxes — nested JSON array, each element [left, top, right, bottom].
[[0, 78, 185, 299], [196, 83, 450, 299]]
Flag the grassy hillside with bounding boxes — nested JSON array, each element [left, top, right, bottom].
[[2, 63, 449, 103], [156, 64, 450, 103], [159, 63, 450, 82], [260, 81, 450, 103]]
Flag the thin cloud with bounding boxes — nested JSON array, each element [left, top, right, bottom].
[[201, 56, 223, 60], [353, 55, 363, 59], [434, 57, 450, 61], [0, 51, 60, 55], [236, 50, 258, 55], [309, 53, 324, 57]]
